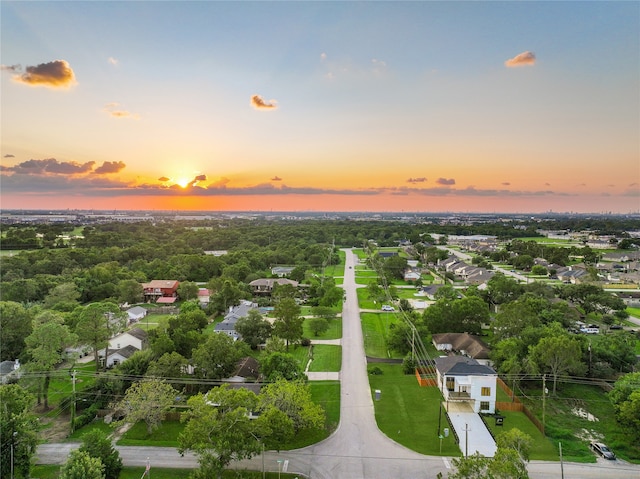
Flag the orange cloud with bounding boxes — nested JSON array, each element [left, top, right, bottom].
[[11, 60, 77, 88], [103, 103, 140, 119], [251, 94, 277, 110], [505, 51, 536, 67], [271, 176, 282, 181]]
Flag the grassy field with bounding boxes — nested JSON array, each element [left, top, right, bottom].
[[361, 312, 402, 359], [484, 411, 558, 460], [368, 363, 460, 456], [308, 345, 341, 372], [303, 317, 342, 340], [521, 382, 640, 463], [118, 419, 185, 447], [32, 464, 301, 478]]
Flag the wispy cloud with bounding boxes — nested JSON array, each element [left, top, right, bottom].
[[505, 51, 536, 67], [108, 57, 118, 66], [6, 60, 77, 88], [436, 178, 456, 186], [271, 176, 282, 181], [103, 103, 140, 119], [407, 177, 427, 183], [251, 95, 277, 110], [4, 154, 15, 158], [502, 182, 511, 186]]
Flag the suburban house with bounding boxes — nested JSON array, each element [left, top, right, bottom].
[[142, 279, 180, 302], [249, 278, 298, 295], [101, 345, 139, 368], [197, 288, 211, 307], [214, 300, 259, 340], [271, 266, 295, 277], [404, 270, 421, 282], [126, 306, 148, 323], [432, 333, 492, 366], [0, 359, 21, 384], [108, 328, 148, 351], [434, 356, 498, 414], [556, 266, 589, 284], [98, 328, 149, 368]]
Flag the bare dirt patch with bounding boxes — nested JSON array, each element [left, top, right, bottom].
[[39, 414, 71, 442]]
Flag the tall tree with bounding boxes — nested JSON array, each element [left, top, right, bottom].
[[75, 302, 125, 370], [114, 379, 178, 435], [59, 449, 105, 479], [115, 279, 143, 305], [24, 311, 77, 409], [192, 332, 248, 379], [261, 352, 305, 381], [78, 430, 122, 479], [0, 301, 34, 361], [235, 309, 272, 349], [528, 334, 585, 395], [258, 379, 324, 432], [179, 386, 262, 479], [0, 384, 39, 479], [273, 297, 303, 351]]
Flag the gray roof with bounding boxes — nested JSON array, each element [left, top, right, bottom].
[[127, 306, 147, 315], [127, 328, 148, 341], [113, 345, 140, 359], [224, 301, 258, 322], [215, 320, 237, 331], [0, 360, 18, 376], [434, 356, 496, 376]]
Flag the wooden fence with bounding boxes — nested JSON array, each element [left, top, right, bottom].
[[415, 366, 438, 387], [496, 377, 544, 434]]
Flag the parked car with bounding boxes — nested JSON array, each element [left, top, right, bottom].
[[381, 305, 395, 312], [591, 442, 616, 460], [610, 324, 623, 330]]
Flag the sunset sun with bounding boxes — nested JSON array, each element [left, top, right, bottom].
[[176, 178, 190, 188]]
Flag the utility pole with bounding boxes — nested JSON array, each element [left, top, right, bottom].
[[463, 423, 471, 457], [70, 369, 77, 433], [542, 374, 547, 436], [559, 442, 565, 479]]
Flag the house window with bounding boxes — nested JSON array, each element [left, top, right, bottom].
[[446, 377, 455, 391], [480, 401, 490, 411], [481, 387, 491, 396]]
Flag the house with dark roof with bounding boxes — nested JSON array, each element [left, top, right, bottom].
[[0, 360, 21, 384], [100, 345, 140, 368], [108, 328, 148, 351], [214, 300, 259, 340], [432, 333, 492, 366], [434, 356, 497, 414]]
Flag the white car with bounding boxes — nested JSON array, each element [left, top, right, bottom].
[[381, 305, 395, 312]]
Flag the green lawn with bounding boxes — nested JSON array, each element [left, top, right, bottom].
[[368, 363, 460, 456], [280, 381, 340, 450], [356, 288, 379, 310], [627, 306, 640, 318], [117, 419, 185, 447], [303, 316, 342, 340], [361, 312, 402, 359], [355, 269, 378, 278], [308, 345, 341, 372], [66, 420, 115, 442], [521, 382, 640, 463], [484, 411, 558, 460], [32, 464, 300, 478]]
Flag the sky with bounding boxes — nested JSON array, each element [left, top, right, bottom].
[[1, 1, 639, 214]]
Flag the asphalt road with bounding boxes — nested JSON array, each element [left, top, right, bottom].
[[36, 249, 640, 478]]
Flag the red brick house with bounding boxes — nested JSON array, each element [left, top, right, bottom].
[[142, 280, 180, 302]]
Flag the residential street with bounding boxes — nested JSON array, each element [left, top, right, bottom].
[[36, 249, 640, 478]]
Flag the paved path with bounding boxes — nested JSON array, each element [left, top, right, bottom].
[[446, 409, 497, 458]]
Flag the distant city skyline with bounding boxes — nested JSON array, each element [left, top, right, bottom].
[[1, 1, 638, 213]]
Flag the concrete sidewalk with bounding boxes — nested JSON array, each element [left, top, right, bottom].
[[446, 405, 497, 458]]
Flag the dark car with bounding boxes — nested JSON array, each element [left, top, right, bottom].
[[591, 442, 616, 460]]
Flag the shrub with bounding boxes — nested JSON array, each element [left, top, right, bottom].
[[368, 366, 383, 375]]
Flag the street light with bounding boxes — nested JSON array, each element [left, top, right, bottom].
[[277, 459, 283, 479]]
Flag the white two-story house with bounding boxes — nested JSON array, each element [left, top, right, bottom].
[[434, 355, 497, 414]]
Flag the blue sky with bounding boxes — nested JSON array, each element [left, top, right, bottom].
[[1, 1, 638, 213]]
